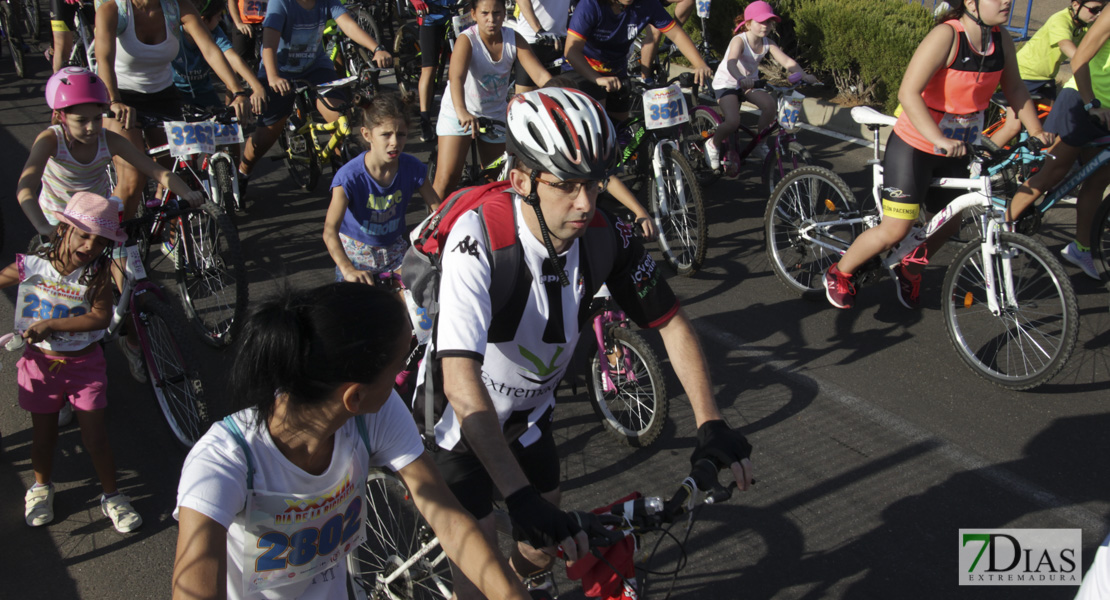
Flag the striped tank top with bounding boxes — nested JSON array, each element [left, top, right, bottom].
[[40, 125, 113, 225]]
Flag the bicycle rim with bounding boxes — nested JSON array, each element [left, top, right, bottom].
[[587, 327, 668, 447], [764, 166, 860, 297], [135, 294, 210, 447], [353, 7, 382, 79], [3, 8, 25, 78], [942, 232, 1079, 390], [349, 469, 453, 600], [651, 148, 707, 276], [174, 204, 248, 347]]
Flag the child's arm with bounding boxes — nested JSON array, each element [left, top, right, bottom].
[[723, 36, 751, 88], [324, 187, 377, 285], [766, 42, 817, 84], [0, 262, 20, 289], [661, 24, 712, 87], [418, 175, 442, 213], [222, 47, 268, 114], [23, 280, 113, 344], [448, 33, 477, 136], [181, 2, 251, 123], [94, 1, 132, 129], [262, 27, 289, 95], [606, 177, 656, 240], [16, 130, 61, 236], [171, 507, 229, 600], [335, 12, 392, 67], [106, 132, 206, 207]]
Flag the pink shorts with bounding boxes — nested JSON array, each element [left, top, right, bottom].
[[17, 345, 108, 413]]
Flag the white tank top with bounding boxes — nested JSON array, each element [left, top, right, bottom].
[[40, 125, 113, 226], [712, 33, 769, 91], [114, 11, 178, 92], [439, 25, 517, 123], [15, 254, 105, 353]]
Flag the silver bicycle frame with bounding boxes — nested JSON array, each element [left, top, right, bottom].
[[651, 138, 685, 226]]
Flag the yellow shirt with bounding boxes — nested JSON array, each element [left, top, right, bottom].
[[1064, 31, 1110, 104], [1018, 8, 1084, 82]]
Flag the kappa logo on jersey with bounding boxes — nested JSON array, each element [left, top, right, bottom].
[[616, 219, 634, 249], [453, 235, 481, 258]]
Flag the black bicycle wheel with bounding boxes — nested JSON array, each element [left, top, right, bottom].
[[393, 22, 420, 100], [20, 0, 39, 40], [174, 203, 248, 348], [685, 106, 723, 187], [764, 166, 861, 298], [134, 294, 210, 448], [942, 232, 1079, 390], [278, 98, 321, 191], [650, 148, 707, 276], [352, 6, 382, 83], [348, 469, 453, 600], [586, 326, 668, 447], [1091, 192, 1110, 280], [762, 139, 813, 198], [210, 156, 239, 218], [2, 4, 26, 78]]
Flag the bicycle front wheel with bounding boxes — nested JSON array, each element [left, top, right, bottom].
[[134, 294, 210, 448], [349, 469, 453, 600], [210, 156, 239, 217], [684, 106, 722, 187], [393, 22, 421, 100], [174, 203, 248, 348], [762, 139, 813, 198], [764, 166, 860, 298], [278, 112, 321, 191], [651, 148, 707, 276], [942, 232, 1079, 390], [586, 326, 668, 447], [21, 0, 39, 40], [2, 5, 26, 78]]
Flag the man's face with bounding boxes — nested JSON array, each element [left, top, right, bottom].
[[513, 169, 603, 250]]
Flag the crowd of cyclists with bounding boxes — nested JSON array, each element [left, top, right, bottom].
[[7, 0, 1110, 596]]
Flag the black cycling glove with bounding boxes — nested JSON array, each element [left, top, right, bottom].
[[506, 485, 583, 549], [690, 419, 753, 470]]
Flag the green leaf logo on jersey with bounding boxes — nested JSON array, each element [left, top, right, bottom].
[[518, 345, 565, 380]]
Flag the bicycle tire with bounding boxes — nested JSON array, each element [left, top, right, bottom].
[[393, 22, 421, 100], [210, 156, 238, 217], [650, 148, 707, 276], [68, 38, 89, 68], [278, 98, 321, 191], [764, 165, 861, 298], [942, 232, 1079, 390], [1091, 192, 1110, 280], [685, 106, 723, 187], [21, 0, 38, 40], [586, 326, 669, 447], [2, 5, 26, 78], [352, 6, 382, 83], [134, 293, 210, 448], [348, 468, 453, 600], [174, 203, 248, 348], [762, 139, 813, 198]]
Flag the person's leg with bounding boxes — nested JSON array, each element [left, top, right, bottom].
[[712, 93, 741, 146], [476, 139, 505, 168], [1074, 163, 1109, 249], [433, 134, 472, 200], [747, 89, 776, 135], [988, 107, 1023, 148], [30, 412, 60, 486], [107, 123, 149, 220], [1008, 139, 1080, 221], [51, 31, 73, 73], [75, 409, 117, 495], [641, 0, 694, 72], [418, 22, 444, 141]]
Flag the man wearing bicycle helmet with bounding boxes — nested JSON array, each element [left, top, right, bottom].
[[429, 88, 754, 598]]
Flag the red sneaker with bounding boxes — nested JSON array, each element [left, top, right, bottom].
[[892, 264, 921, 309], [824, 264, 856, 309]]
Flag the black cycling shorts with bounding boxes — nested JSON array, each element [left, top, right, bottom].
[[49, 0, 79, 32], [514, 41, 562, 89], [419, 21, 447, 69], [119, 86, 184, 122], [433, 407, 560, 521], [880, 132, 970, 219]]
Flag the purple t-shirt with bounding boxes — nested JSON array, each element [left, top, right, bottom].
[[567, 0, 675, 75], [331, 152, 425, 247]]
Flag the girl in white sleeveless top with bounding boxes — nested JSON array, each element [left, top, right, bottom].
[[431, 0, 552, 206]]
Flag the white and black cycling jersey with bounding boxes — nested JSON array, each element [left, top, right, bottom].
[[429, 195, 678, 451]]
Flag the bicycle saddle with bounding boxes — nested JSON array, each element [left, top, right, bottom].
[[850, 106, 897, 128]]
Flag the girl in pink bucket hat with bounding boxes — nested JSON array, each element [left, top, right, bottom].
[[0, 192, 143, 533], [703, 0, 817, 171]]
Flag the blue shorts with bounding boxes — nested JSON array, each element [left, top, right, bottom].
[[258, 67, 349, 127], [1044, 88, 1110, 147], [1024, 79, 1057, 100]]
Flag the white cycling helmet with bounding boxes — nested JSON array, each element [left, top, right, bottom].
[[505, 88, 617, 182]]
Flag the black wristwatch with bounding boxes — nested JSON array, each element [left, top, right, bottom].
[[1085, 98, 1101, 112]]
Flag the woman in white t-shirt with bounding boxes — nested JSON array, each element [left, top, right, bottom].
[[171, 283, 530, 600], [432, 0, 552, 201]]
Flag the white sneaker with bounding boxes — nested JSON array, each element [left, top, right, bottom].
[[101, 493, 142, 533], [25, 484, 54, 527], [118, 338, 147, 383], [58, 403, 73, 427], [704, 138, 720, 170], [1060, 242, 1100, 281]]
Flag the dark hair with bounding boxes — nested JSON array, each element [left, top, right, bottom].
[[193, 0, 223, 18], [937, 1, 967, 24], [229, 282, 409, 427], [38, 222, 114, 306], [468, 0, 502, 11], [542, 74, 580, 90], [357, 92, 409, 148]]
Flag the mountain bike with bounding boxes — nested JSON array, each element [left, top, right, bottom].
[[324, 0, 383, 81], [61, 0, 95, 69], [425, 117, 505, 196], [276, 73, 380, 191], [0, 0, 26, 77], [617, 73, 707, 277], [346, 459, 734, 600], [764, 106, 1079, 390], [583, 283, 668, 448]]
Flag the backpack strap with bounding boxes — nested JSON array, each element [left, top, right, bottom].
[[354, 415, 372, 456], [220, 415, 255, 490]]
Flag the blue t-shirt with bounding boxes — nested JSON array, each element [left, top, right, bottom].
[[262, 0, 347, 76], [566, 0, 675, 75], [332, 152, 426, 247], [172, 26, 234, 102], [418, 0, 458, 27]]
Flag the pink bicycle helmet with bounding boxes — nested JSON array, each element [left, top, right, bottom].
[[45, 67, 109, 110]]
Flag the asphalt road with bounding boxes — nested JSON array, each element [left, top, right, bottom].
[[3, 17, 1110, 600]]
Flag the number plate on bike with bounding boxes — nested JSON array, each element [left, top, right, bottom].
[[213, 122, 244, 146], [642, 83, 689, 130], [164, 121, 217, 158], [696, 0, 710, 18]]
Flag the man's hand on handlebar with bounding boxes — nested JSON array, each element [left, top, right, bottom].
[[110, 101, 136, 130], [933, 137, 967, 158], [690, 420, 755, 492], [505, 486, 590, 562], [229, 94, 252, 124], [596, 76, 621, 93], [409, 0, 428, 16], [250, 88, 268, 115], [691, 62, 713, 88], [236, 22, 253, 37], [1029, 129, 1055, 148], [372, 48, 393, 69], [270, 77, 292, 96]]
